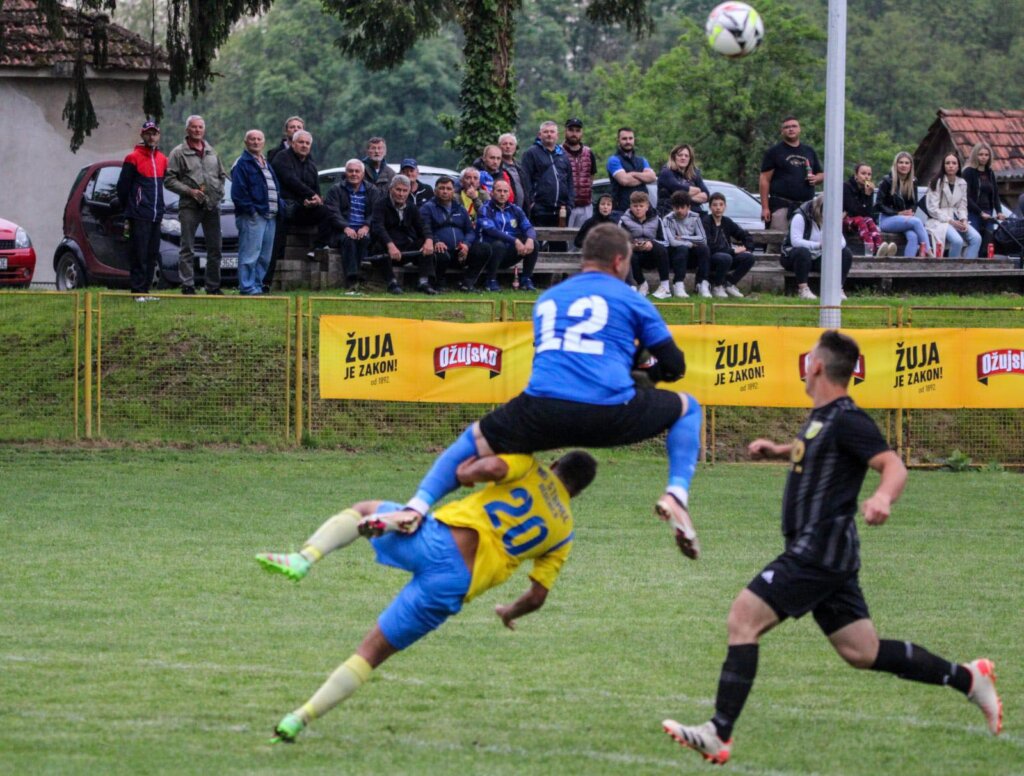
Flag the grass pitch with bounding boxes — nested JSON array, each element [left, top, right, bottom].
[[1, 447, 1020, 775]]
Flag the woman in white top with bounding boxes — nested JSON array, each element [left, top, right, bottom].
[[925, 153, 981, 258], [781, 193, 853, 300]]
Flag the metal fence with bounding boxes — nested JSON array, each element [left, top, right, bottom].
[[0, 291, 80, 440], [902, 306, 1024, 467], [1, 292, 1022, 466], [304, 296, 500, 449], [94, 293, 293, 443]]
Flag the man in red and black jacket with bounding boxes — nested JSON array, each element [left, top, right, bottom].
[[116, 120, 168, 294]]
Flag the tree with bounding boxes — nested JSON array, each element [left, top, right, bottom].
[[318, 0, 657, 163], [583, 0, 897, 189], [182, 0, 463, 167]]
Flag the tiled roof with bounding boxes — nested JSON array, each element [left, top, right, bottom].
[[0, 0, 167, 72], [934, 109, 1024, 173]]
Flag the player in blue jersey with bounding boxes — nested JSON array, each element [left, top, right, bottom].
[[380, 223, 703, 558]]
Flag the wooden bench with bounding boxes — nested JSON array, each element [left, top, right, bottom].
[[306, 223, 1024, 293]]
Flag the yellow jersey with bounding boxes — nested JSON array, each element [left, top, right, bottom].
[[434, 454, 574, 602]]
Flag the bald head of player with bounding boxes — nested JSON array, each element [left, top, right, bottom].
[[581, 222, 632, 281]]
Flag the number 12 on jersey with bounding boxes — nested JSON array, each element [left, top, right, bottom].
[[535, 296, 608, 355]]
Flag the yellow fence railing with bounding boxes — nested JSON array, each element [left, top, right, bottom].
[[2, 292, 1022, 467]]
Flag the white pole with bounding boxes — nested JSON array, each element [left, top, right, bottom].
[[820, 0, 847, 328]]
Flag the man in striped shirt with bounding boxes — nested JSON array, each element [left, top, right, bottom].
[[662, 330, 1002, 765], [230, 129, 280, 295]]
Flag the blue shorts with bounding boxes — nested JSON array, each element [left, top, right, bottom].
[[370, 501, 472, 650]]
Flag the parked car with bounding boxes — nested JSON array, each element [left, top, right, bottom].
[[591, 177, 765, 233], [0, 217, 37, 287], [54, 161, 239, 291], [318, 163, 460, 198]]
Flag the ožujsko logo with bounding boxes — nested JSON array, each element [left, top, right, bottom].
[[976, 348, 1024, 385], [433, 342, 503, 379], [799, 351, 865, 384]]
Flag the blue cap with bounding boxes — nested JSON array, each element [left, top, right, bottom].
[[399, 158, 418, 170], [141, 120, 160, 133]]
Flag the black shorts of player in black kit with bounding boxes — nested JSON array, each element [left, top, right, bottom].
[[746, 552, 871, 636], [479, 389, 683, 453]]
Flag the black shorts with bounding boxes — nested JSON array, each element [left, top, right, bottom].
[[479, 389, 683, 453], [746, 553, 870, 636]]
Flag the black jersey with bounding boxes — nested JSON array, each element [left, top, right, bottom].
[[781, 396, 890, 572]]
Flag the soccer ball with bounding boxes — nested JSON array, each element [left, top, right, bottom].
[[706, 2, 765, 58]]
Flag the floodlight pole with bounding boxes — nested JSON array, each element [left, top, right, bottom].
[[820, 0, 847, 328]]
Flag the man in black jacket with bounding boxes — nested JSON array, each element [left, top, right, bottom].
[[520, 121, 573, 250], [324, 160, 383, 291], [370, 175, 436, 295], [269, 130, 329, 288], [701, 192, 756, 298]]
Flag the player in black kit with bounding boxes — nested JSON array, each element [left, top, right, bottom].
[[661, 330, 1003, 766]]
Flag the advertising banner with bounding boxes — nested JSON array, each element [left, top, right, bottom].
[[319, 317, 1024, 409]]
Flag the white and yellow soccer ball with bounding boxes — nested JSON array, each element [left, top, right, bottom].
[[706, 2, 765, 58]]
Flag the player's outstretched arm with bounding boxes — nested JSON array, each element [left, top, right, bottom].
[[748, 438, 792, 460], [861, 450, 907, 526], [495, 580, 549, 630], [456, 455, 510, 486]]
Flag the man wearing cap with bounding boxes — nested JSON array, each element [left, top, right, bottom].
[[400, 159, 434, 208], [116, 120, 169, 295], [562, 118, 598, 229], [165, 115, 228, 295]]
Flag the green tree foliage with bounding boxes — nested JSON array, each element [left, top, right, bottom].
[[576, 0, 898, 189], [181, 0, 463, 167], [319, 0, 660, 163], [845, 0, 1024, 148]]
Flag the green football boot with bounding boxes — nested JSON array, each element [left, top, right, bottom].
[[255, 552, 311, 582], [269, 712, 305, 744]]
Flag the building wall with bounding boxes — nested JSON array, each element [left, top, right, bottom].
[[0, 75, 147, 285]]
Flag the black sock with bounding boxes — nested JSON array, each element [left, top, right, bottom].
[[872, 639, 971, 694], [711, 644, 758, 741]]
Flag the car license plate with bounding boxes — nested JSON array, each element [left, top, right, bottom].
[[0, 257, 7, 270], [221, 255, 238, 269]]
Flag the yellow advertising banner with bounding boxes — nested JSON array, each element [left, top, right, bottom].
[[319, 317, 1024, 409], [319, 315, 534, 402]]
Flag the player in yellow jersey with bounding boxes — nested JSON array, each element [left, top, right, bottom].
[[255, 450, 597, 743]]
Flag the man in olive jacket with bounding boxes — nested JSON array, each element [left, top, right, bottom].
[[165, 115, 228, 294]]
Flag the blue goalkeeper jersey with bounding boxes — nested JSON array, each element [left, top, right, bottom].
[[524, 271, 673, 405]]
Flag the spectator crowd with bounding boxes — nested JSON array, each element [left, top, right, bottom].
[[116, 113, 1019, 298]]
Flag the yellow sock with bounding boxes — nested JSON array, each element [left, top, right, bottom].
[[295, 654, 373, 724], [300, 509, 361, 563]]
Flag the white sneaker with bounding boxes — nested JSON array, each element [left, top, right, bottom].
[[637, 281, 650, 296], [655, 494, 700, 560], [839, 289, 848, 300], [797, 285, 817, 300], [724, 283, 744, 298], [886, 241, 899, 257], [697, 280, 712, 298], [652, 283, 672, 299], [966, 658, 1003, 735], [672, 282, 688, 298], [711, 285, 728, 298], [662, 719, 731, 765]]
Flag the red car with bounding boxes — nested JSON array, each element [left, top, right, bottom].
[[0, 216, 37, 287]]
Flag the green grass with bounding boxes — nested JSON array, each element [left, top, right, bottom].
[[1, 447, 1020, 774]]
